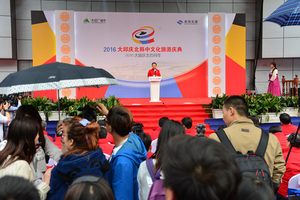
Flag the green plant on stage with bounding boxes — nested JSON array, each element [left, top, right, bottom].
[[22, 96, 56, 119], [209, 93, 228, 109], [244, 93, 284, 117], [65, 96, 121, 116], [284, 96, 299, 108], [22, 95, 121, 118]]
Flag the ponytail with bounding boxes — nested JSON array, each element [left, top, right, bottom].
[[64, 117, 100, 156]]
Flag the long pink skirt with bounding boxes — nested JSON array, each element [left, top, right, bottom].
[[267, 74, 281, 96]]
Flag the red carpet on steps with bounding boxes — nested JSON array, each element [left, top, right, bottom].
[[120, 98, 215, 137]]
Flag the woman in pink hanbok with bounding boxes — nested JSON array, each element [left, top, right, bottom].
[[267, 62, 281, 96]]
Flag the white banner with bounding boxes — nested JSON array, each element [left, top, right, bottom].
[[74, 12, 208, 81], [208, 13, 226, 97]]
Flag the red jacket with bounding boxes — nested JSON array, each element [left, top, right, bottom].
[[273, 132, 289, 153], [43, 131, 54, 142], [106, 132, 115, 144], [185, 129, 197, 136], [147, 69, 161, 77], [99, 138, 114, 156], [149, 127, 161, 141], [281, 124, 298, 136], [278, 148, 300, 197]]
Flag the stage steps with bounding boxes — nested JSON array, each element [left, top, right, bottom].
[[45, 102, 216, 144], [124, 103, 215, 136]]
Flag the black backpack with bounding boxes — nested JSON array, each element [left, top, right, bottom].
[[216, 129, 273, 187]]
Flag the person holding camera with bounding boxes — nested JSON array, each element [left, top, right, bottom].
[[0, 98, 11, 142], [3, 94, 22, 138]]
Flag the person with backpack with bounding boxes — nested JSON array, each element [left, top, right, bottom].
[[47, 117, 110, 200], [209, 95, 285, 188], [137, 120, 186, 200]]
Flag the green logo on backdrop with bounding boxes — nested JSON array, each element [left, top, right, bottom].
[[83, 18, 90, 23]]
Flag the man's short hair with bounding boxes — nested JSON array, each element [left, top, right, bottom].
[[224, 95, 248, 117], [280, 113, 291, 125], [138, 132, 152, 151], [107, 106, 133, 136], [287, 132, 300, 148], [97, 120, 107, 139], [152, 62, 157, 66], [269, 125, 282, 134], [163, 135, 242, 200], [158, 117, 169, 128], [181, 117, 193, 129]]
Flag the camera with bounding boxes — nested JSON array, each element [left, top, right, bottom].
[[36, 141, 42, 148], [56, 131, 63, 137], [195, 124, 206, 137]]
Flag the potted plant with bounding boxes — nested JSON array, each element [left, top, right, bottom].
[[209, 94, 228, 118], [22, 95, 122, 121], [22, 96, 57, 121], [250, 94, 284, 123], [282, 96, 298, 117]]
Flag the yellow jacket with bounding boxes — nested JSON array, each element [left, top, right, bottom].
[[209, 119, 286, 184]]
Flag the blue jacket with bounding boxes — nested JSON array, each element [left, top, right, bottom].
[[109, 133, 147, 200], [47, 148, 109, 200]]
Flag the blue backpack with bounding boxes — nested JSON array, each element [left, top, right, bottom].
[[146, 159, 165, 200]]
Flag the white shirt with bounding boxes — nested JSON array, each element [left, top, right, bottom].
[[0, 113, 8, 141], [109, 138, 128, 162], [137, 159, 164, 200], [270, 69, 278, 81]]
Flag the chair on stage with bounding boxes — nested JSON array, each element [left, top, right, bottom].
[[287, 173, 300, 199]]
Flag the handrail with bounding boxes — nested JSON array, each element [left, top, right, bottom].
[[282, 75, 299, 97]]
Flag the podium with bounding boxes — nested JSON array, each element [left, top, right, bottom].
[[149, 76, 162, 102]]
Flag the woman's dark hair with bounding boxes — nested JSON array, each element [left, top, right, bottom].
[[271, 62, 277, 73], [238, 176, 274, 200], [64, 176, 115, 200], [106, 106, 133, 136], [78, 105, 97, 122], [287, 132, 300, 148], [163, 135, 242, 200], [0, 117, 40, 168], [154, 120, 186, 173], [0, 176, 40, 200], [15, 105, 45, 149], [64, 116, 100, 156]]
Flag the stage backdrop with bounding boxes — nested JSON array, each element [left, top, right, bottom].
[[31, 11, 245, 99]]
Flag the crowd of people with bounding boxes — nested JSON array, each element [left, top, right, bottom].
[[0, 95, 300, 200]]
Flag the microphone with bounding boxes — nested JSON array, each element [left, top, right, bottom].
[[154, 69, 156, 77]]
